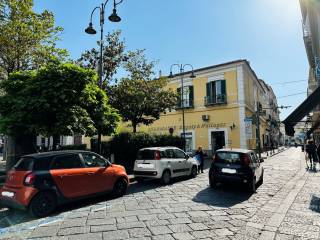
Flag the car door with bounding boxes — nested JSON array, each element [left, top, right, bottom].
[[50, 154, 88, 199], [253, 152, 262, 179], [249, 152, 260, 180], [81, 152, 115, 195], [173, 149, 189, 176]]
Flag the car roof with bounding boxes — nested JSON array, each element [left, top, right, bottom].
[[216, 148, 254, 154], [23, 150, 94, 159], [139, 146, 181, 151]]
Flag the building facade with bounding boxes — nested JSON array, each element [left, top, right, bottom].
[[284, 0, 320, 140], [139, 60, 279, 155]]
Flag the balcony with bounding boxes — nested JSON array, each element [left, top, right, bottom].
[[204, 94, 227, 106], [176, 99, 194, 109]]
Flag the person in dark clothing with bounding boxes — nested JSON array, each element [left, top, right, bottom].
[[195, 146, 204, 173], [306, 140, 318, 169], [317, 144, 320, 163]]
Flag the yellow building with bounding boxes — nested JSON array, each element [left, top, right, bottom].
[[138, 60, 277, 155]]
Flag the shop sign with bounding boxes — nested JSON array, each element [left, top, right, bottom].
[[148, 123, 227, 132], [244, 117, 252, 139]]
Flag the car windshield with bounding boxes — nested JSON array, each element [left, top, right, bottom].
[[216, 152, 242, 164]]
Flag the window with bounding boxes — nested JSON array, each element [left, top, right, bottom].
[[177, 86, 194, 108], [164, 149, 175, 158], [137, 150, 157, 160], [205, 80, 227, 105], [51, 154, 83, 170], [14, 157, 34, 171], [174, 149, 186, 159], [216, 152, 242, 164], [82, 153, 106, 168]]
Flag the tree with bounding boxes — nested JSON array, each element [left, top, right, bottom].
[[0, 0, 67, 79], [0, 0, 67, 170], [108, 50, 177, 133], [77, 30, 127, 85], [0, 62, 120, 169]]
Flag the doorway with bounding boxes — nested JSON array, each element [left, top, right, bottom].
[[211, 131, 225, 154]]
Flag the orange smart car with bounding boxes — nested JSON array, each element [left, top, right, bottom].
[[0, 150, 129, 217]]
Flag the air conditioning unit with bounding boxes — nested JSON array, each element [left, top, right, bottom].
[[202, 115, 210, 121]]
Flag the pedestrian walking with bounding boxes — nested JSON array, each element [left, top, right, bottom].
[[195, 146, 204, 173], [306, 140, 318, 169]]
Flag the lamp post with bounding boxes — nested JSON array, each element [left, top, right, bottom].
[[85, 0, 123, 154], [169, 64, 196, 152]]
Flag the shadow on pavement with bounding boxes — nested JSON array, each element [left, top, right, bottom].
[[0, 175, 196, 229], [309, 195, 320, 213], [192, 184, 252, 208]]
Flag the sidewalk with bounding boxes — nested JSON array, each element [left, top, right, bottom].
[[261, 146, 288, 159]]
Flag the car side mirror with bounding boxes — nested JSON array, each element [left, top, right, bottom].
[[259, 158, 264, 163], [185, 155, 190, 160]]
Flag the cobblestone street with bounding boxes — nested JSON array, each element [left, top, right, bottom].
[[0, 147, 319, 240]]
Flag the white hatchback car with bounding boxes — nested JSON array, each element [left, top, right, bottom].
[[133, 147, 199, 184]]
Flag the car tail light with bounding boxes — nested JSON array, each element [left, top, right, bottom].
[[242, 154, 250, 166], [154, 150, 161, 160], [24, 173, 36, 186]]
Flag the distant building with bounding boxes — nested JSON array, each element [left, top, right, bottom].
[[136, 60, 279, 155]]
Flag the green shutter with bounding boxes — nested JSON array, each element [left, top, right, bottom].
[[177, 87, 181, 108], [189, 86, 194, 107], [221, 80, 226, 102], [212, 81, 216, 103], [206, 82, 211, 104]]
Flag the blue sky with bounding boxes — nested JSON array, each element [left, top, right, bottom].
[[34, 0, 309, 120]]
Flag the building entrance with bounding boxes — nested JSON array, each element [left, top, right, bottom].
[[211, 131, 225, 154]]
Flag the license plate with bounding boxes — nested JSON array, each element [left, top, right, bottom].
[[221, 168, 236, 174], [137, 164, 154, 169], [1, 191, 15, 198]]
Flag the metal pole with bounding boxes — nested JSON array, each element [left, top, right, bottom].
[[97, 3, 104, 155], [256, 102, 261, 158], [180, 65, 186, 152]]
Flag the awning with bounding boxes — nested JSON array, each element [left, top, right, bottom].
[[307, 121, 320, 138], [283, 86, 320, 136]]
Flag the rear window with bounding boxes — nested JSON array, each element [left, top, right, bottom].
[[216, 152, 243, 164], [137, 150, 156, 160], [137, 149, 166, 160], [14, 157, 34, 171]]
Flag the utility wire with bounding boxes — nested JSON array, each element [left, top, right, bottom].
[[270, 80, 308, 85], [277, 91, 307, 99]]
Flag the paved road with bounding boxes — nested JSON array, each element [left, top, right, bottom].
[[0, 147, 319, 239]]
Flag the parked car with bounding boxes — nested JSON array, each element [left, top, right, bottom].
[[0, 150, 129, 217], [209, 148, 264, 192], [133, 147, 199, 185]]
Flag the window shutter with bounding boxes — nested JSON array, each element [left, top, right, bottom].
[[177, 87, 181, 107], [221, 80, 226, 102], [189, 86, 194, 107]]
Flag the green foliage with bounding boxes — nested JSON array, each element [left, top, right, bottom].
[[0, 0, 68, 78], [0, 62, 120, 138], [106, 132, 183, 173], [108, 50, 178, 132], [77, 30, 127, 85], [59, 144, 87, 151]]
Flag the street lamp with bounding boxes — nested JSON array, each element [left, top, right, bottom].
[[169, 64, 196, 152], [85, 0, 123, 154]]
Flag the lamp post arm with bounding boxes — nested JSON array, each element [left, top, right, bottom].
[[89, 6, 102, 23], [182, 64, 194, 72]]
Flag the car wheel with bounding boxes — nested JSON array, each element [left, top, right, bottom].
[[248, 177, 256, 193], [190, 166, 197, 178], [112, 178, 128, 198], [258, 172, 264, 185], [29, 192, 56, 218], [161, 170, 171, 185]]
